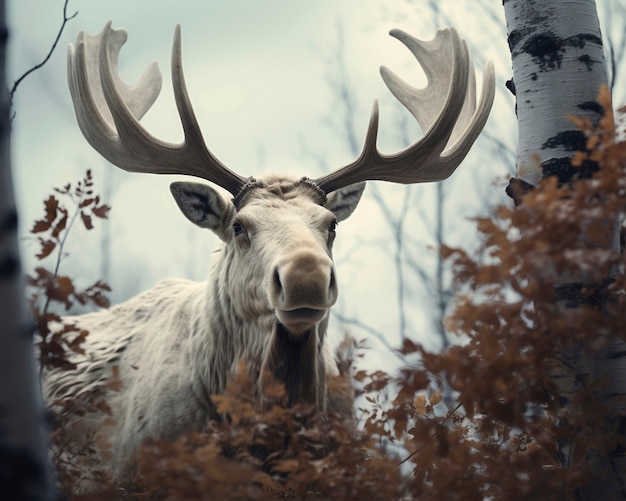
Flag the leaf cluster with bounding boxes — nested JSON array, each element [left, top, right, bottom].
[[28, 170, 111, 373], [135, 360, 404, 500], [30, 169, 110, 260]]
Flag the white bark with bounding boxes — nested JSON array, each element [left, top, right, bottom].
[[0, 1, 53, 497], [505, 0, 607, 186], [504, 1, 625, 498]]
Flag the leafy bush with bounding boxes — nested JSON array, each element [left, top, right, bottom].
[[37, 93, 625, 499]]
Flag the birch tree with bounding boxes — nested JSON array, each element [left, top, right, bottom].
[[503, 1, 624, 497], [0, 0, 54, 498]]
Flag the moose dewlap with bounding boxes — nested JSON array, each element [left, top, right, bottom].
[[43, 21, 494, 488]]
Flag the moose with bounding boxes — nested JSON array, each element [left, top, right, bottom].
[[43, 21, 494, 486]]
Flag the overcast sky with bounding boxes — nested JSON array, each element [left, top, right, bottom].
[[9, 1, 622, 370]]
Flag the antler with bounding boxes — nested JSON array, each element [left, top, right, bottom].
[[68, 24, 493, 201], [312, 27, 495, 194], [67, 21, 249, 196]]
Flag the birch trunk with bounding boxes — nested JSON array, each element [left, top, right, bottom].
[[0, 2, 53, 498], [503, 0, 625, 498], [504, 0, 607, 186]]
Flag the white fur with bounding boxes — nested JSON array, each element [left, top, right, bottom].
[[43, 175, 364, 485]]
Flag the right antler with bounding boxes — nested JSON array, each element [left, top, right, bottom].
[[312, 27, 495, 194], [67, 21, 250, 196]]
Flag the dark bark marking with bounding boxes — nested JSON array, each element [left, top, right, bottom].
[[514, 30, 603, 72], [541, 157, 599, 184], [578, 54, 596, 71], [523, 32, 564, 70], [541, 130, 587, 152], [577, 100, 604, 115], [507, 29, 524, 53], [568, 33, 602, 50]]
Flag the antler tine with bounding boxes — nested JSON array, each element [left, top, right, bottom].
[[312, 27, 495, 194], [68, 25, 162, 156], [68, 22, 248, 196]]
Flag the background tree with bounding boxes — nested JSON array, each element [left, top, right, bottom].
[[0, 0, 54, 497], [503, 0, 624, 497]]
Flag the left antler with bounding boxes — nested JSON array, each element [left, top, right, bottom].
[[313, 27, 495, 194], [67, 22, 250, 197]]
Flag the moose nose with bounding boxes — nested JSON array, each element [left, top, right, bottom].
[[270, 250, 338, 311]]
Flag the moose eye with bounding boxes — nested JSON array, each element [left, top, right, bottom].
[[328, 220, 338, 245], [233, 221, 245, 236]]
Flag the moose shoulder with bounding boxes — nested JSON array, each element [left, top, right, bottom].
[[43, 21, 494, 487]]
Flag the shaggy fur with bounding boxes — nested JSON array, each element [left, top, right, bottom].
[[43, 175, 364, 486]]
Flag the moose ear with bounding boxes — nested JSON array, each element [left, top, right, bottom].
[[324, 182, 366, 222], [170, 182, 234, 239]]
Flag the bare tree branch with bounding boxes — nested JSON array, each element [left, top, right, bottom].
[[330, 310, 406, 362], [601, 0, 626, 95], [9, 0, 77, 107]]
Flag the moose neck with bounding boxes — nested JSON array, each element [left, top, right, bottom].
[[261, 322, 328, 410]]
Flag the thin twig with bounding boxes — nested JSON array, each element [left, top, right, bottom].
[[10, 0, 78, 106], [42, 194, 81, 316], [331, 310, 406, 363], [397, 402, 462, 466]]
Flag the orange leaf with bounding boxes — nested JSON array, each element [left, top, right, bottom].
[[272, 459, 300, 473], [414, 394, 427, 416]]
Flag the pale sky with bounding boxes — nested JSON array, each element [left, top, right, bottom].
[[10, 0, 621, 371]]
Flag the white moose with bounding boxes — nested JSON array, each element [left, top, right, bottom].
[[44, 21, 494, 485]]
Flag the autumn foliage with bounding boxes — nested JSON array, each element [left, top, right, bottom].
[[29, 169, 111, 373], [36, 95, 625, 499]]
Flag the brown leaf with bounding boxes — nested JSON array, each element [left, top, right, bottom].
[[50, 211, 68, 240], [36, 238, 56, 260], [81, 211, 93, 230], [53, 183, 71, 195], [46, 275, 75, 309], [43, 195, 59, 221], [32, 195, 60, 234], [251, 472, 282, 491], [92, 204, 111, 219], [272, 459, 299, 473], [31, 219, 51, 234], [90, 291, 110, 308], [79, 197, 94, 208]]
